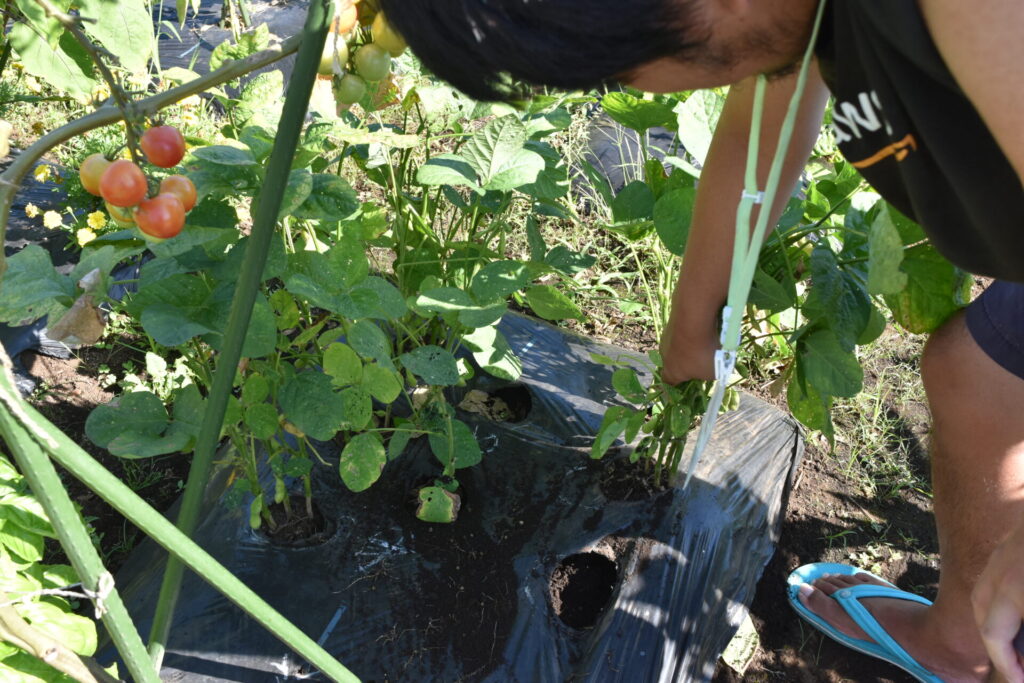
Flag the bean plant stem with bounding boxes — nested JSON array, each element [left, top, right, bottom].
[[145, 1, 332, 667]]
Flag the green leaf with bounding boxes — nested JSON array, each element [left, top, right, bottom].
[[339, 387, 372, 431], [9, 25, 95, 96], [462, 326, 522, 381], [339, 433, 387, 492], [85, 391, 192, 458], [400, 346, 459, 386], [591, 406, 630, 459], [387, 426, 414, 460], [208, 24, 270, 71], [278, 372, 345, 441], [0, 495, 53, 538], [0, 517, 44, 563], [787, 372, 834, 443], [611, 181, 655, 223], [750, 268, 796, 314], [362, 364, 402, 403], [323, 343, 363, 387], [470, 260, 532, 301], [652, 187, 695, 255], [525, 285, 583, 321], [0, 245, 73, 325], [858, 306, 888, 345], [612, 368, 645, 403], [883, 244, 966, 334], [244, 403, 279, 440], [348, 320, 394, 370], [800, 329, 863, 399], [13, 0, 67, 47], [459, 115, 545, 191], [544, 246, 596, 275], [191, 145, 258, 166], [803, 245, 872, 350], [416, 154, 480, 189], [601, 92, 676, 133], [294, 174, 359, 222], [79, 0, 154, 73], [674, 90, 725, 167], [867, 205, 909, 295], [428, 418, 481, 469], [236, 70, 283, 126], [416, 486, 460, 523], [279, 168, 314, 219]]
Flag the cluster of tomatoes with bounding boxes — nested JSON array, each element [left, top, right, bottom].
[[79, 124, 195, 242], [319, 0, 407, 107]]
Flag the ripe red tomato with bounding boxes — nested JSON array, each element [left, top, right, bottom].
[[133, 193, 185, 240], [159, 174, 197, 211], [99, 160, 148, 207], [79, 154, 112, 196], [140, 126, 186, 168]]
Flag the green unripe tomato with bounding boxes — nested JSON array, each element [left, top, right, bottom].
[[318, 37, 350, 76], [333, 73, 368, 105], [353, 43, 391, 82]]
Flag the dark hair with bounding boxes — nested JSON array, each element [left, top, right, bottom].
[[377, 0, 710, 101]]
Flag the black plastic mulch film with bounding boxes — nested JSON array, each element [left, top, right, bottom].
[[91, 314, 804, 683]]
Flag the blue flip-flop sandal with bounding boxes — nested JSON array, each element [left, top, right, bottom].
[[787, 562, 944, 682]]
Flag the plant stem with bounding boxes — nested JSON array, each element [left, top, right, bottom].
[[0, 32, 302, 283], [145, 1, 332, 668]]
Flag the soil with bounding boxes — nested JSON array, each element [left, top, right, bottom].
[[261, 494, 335, 547], [11, 345, 193, 573], [549, 551, 619, 629]]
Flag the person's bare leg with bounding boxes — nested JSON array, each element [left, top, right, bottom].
[[798, 311, 1024, 682]]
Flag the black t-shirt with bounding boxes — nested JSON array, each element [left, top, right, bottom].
[[815, 0, 1024, 281]]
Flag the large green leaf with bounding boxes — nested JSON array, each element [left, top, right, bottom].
[[867, 205, 909, 295], [601, 92, 676, 133], [883, 244, 966, 334], [294, 174, 359, 222], [461, 326, 522, 381], [803, 245, 872, 350], [362, 364, 402, 403], [278, 372, 345, 441], [348, 320, 394, 370], [400, 345, 459, 386], [459, 116, 545, 192], [416, 154, 479, 190], [278, 168, 314, 219], [85, 390, 196, 458], [339, 433, 386, 492], [0, 246, 74, 325], [13, 0, 68, 47], [674, 90, 726, 167], [525, 285, 583, 321], [611, 181, 655, 223], [339, 387, 372, 431], [800, 329, 863, 399], [428, 418, 481, 469], [79, 0, 153, 73], [470, 260, 531, 301], [236, 70, 283, 126], [652, 187, 695, 255], [323, 343, 363, 387], [9, 25, 95, 95], [787, 372, 834, 442]]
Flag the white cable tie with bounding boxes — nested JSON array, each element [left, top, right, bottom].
[[82, 572, 115, 619], [714, 349, 737, 383], [741, 189, 765, 204], [719, 306, 733, 346]]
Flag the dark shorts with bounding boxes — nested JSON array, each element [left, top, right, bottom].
[[965, 280, 1024, 381]]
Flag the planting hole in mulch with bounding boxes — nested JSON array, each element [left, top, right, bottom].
[[260, 495, 334, 547], [456, 384, 532, 422], [549, 551, 619, 629], [598, 454, 670, 501]]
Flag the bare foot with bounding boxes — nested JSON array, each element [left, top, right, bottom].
[[797, 572, 987, 682]]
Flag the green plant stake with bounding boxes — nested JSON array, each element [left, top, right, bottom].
[[685, 0, 828, 484], [146, 0, 335, 668], [0, 356, 159, 683]]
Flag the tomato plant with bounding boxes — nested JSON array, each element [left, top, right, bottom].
[[133, 193, 185, 240], [371, 12, 406, 56], [140, 125, 186, 168], [79, 153, 112, 196], [99, 159, 148, 207], [160, 174, 197, 211], [333, 74, 367, 104]]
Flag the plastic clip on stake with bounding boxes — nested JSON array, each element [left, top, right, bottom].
[[682, 0, 828, 486]]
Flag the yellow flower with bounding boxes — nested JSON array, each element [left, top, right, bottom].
[[181, 110, 200, 126], [24, 75, 42, 94], [76, 228, 98, 246], [87, 211, 106, 230], [24, 203, 40, 218], [33, 165, 52, 182], [42, 210, 63, 229]]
